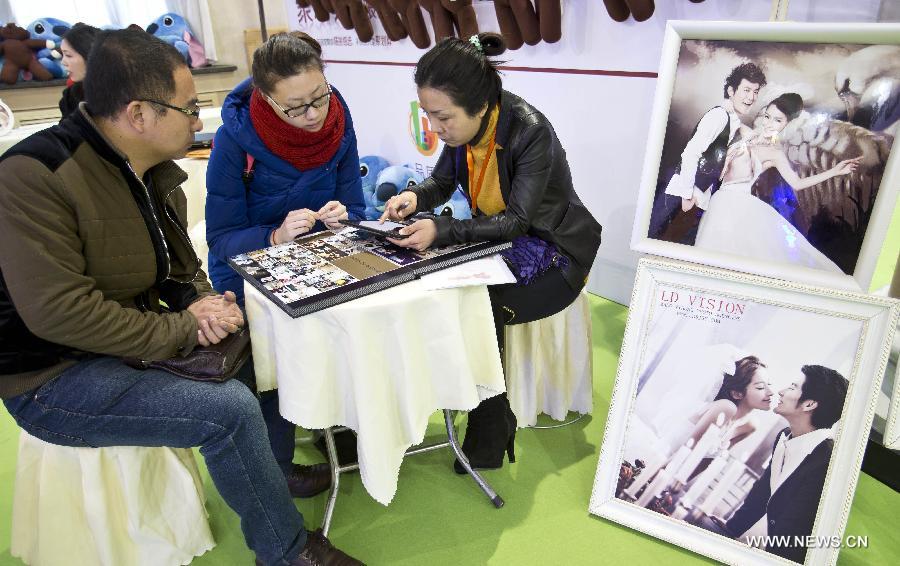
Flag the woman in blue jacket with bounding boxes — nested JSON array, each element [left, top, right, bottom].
[[206, 32, 365, 498], [206, 32, 365, 305]]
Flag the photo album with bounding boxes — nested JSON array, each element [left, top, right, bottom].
[[228, 226, 511, 318]]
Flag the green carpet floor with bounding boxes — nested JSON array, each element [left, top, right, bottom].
[[0, 293, 897, 565]]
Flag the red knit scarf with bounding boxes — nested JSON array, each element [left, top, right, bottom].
[[249, 88, 345, 171]]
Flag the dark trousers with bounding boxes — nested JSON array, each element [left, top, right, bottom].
[[260, 389, 298, 474], [649, 193, 705, 246], [460, 266, 582, 461], [488, 266, 582, 353], [233, 360, 298, 475]]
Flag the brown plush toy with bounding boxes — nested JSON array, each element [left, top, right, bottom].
[[439, 0, 478, 40], [535, 0, 561, 43], [296, 0, 335, 23], [624, 0, 655, 22], [0, 22, 53, 85], [388, 0, 431, 48], [332, 0, 374, 42], [493, 1, 560, 50], [604, 0, 708, 23], [366, 0, 408, 41], [418, 0, 455, 42], [602, 0, 631, 22], [418, 0, 478, 42]]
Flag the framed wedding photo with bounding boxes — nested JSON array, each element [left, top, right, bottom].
[[589, 258, 898, 566], [631, 21, 900, 291]]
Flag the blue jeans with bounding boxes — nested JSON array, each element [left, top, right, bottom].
[[3, 356, 307, 566], [260, 389, 299, 474]]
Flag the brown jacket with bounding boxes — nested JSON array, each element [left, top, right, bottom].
[[0, 106, 212, 398]]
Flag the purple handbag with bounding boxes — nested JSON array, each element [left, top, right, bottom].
[[499, 236, 568, 285]]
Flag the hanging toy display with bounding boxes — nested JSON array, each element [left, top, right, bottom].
[[366, 0, 409, 42], [388, 0, 431, 48], [493, 0, 561, 50], [332, 0, 375, 42], [602, 0, 706, 23], [417, 0, 479, 43], [295, 0, 334, 23]]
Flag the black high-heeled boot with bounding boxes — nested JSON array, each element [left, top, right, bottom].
[[454, 393, 517, 474]]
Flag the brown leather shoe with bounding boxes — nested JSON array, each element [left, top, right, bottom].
[[286, 463, 331, 498], [292, 529, 364, 566], [255, 529, 364, 566]]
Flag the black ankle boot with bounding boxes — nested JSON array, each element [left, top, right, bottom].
[[454, 394, 516, 474]]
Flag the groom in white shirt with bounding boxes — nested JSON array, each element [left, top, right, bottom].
[[722, 365, 848, 563], [650, 62, 767, 244]]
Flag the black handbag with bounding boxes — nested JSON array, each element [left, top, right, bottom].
[[124, 327, 251, 382]]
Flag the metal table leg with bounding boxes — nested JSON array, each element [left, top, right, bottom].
[[321, 426, 358, 537], [320, 412, 505, 534], [530, 412, 588, 429], [443, 409, 505, 508]]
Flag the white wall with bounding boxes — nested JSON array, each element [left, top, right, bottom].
[[278, 0, 892, 303]]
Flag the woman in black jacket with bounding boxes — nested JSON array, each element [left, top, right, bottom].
[[381, 32, 602, 473], [58, 23, 100, 119]]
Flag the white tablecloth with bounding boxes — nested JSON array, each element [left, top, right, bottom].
[[245, 278, 505, 505]]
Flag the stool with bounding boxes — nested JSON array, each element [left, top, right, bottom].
[[505, 290, 593, 428], [11, 431, 215, 566]]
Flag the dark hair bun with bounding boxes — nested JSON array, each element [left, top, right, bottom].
[[288, 31, 322, 57], [478, 32, 506, 57], [769, 92, 804, 121]]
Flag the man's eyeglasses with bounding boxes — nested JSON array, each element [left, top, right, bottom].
[[141, 99, 201, 119], [265, 84, 332, 119]]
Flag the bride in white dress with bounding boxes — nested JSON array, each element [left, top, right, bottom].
[[694, 93, 861, 272]]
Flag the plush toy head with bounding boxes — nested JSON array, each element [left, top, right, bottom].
[[433, 187, 472, 219], [28, 18, 72, 78], [146, 13, 206, 68], [1, 23, 29, 41], [27, 18, 70, 46], [359, 155, 391, 220], [374, 164, 424, 213]]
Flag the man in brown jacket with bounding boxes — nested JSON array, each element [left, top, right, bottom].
[[0, 29, 361, 566]]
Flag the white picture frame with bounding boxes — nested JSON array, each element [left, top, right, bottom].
[[882, 341, 900, 450], [631, 21, 900, 292], [589, 258, 898, 566]]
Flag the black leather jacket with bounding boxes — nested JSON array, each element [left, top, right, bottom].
[[407, 90, 602, 289]]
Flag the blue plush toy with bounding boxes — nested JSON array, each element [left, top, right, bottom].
[[373, 165, 424, 217], [359, 155, 391, 220], [27, 18, 70, 78], [433, 187, 472, 220], [146, 13, 207, 68]]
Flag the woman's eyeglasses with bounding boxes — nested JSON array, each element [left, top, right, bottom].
[[265, 84, 332, 118], [141, 99, 201, 119]]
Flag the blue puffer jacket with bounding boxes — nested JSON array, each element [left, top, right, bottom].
[[206, 78, 365, 304]]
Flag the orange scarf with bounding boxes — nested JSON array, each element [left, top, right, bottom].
[[466, 105, 505, 215]]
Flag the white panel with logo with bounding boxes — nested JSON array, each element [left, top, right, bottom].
[[284, 0, 888, 302]]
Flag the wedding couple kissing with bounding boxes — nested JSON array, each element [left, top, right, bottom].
[[697, 356, 848, 563]]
